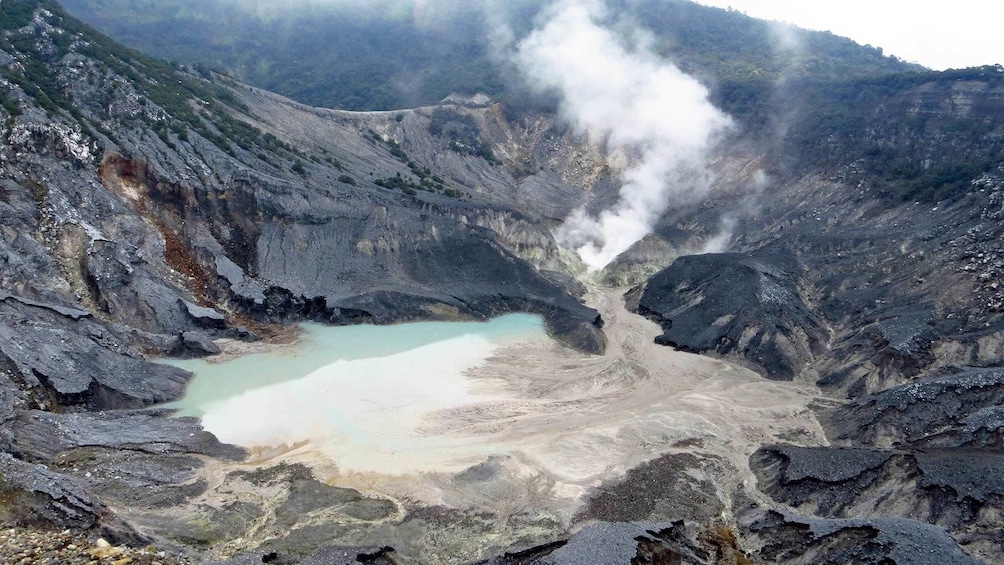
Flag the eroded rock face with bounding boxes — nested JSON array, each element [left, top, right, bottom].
[[634, 172, 1004, 398], [632, 247, 825, 380], [0, 301, 191, 410], [0, 6, 607, 556], [474, 521, 723, 565], [0, 452, 145, 546], [827, 367, 1004, 449], [743, 510, 984, 565], [751, 447, 1004, 554], [747, 368, 1004, 562]]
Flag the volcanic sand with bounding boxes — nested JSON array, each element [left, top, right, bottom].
[[194, 285, 827, 521]]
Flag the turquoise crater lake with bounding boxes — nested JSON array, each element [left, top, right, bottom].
[[162, 314, 549, 472]]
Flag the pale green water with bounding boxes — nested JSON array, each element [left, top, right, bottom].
[[163, 314, 547, 418]]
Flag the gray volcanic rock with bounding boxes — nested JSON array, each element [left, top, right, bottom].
[[0, 378, 22, 424], [746, 510, 984, 565], [7, 410, 245, 462], [541, 523, 702, 565], [475, 521, 715, 565], [2, 409, 244, 528], [575, 453, 725, 524], [0, 452, 144, 546], [179, 331, 221, 356], [632, 247, 825, 379], [828, 367, 1004, 449], [181, 300, 227, 329], [206, 546, 400, 565], [751, 445, 1004, 557], [0, 291, 91, 320], [0, 302, 191, 410], [53, 448, 210, 510]]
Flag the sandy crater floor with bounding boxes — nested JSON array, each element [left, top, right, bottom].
[[193, 286, 826, 531]]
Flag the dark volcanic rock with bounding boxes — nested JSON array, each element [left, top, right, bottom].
[[758, 445, 893, 483], [1, 410, 244, 530], [828, 367, 1004, 449], [301, 546, 399, 565], [751, 445, 1004, 557], [180, 300, 227, 329], [206, 545, 400, 565], [540, 523, 704, 565], [179, 330, 222, 356], [7, 410, 245, 462], [274, 479, 396, 527], [751, 446, 901, 519], [52, 447, 209, 509], [0, 303, 192, 410], [0, 291, 91, 320], [633, 247, 825, 379], [0, 452, 143, 545], [249, 220, 605, 353], [576, 453, 724, 524], [475, 521, 715, 565], [914, 451, 1004, 503], [0, 374, 24, 425], [746, 510, 983, 565]]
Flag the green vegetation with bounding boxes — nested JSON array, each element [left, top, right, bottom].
[[406, 161, 447, 191], [374, 173, 421, 196], [383, 138, 408, 162], [429, 107, 499, 164], [22, 177, 48, 206], [776, 66, 1004, 202], [0, 0, 304, 162], [58, 0, 918, 112], [5, 0, 997, 207], [374, 167, 454, 197], [0, 0, 38, 30]]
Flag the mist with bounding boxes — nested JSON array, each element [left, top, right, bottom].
[[516, 0, 732, 271]]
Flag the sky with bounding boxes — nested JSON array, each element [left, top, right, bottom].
[[695, 0, 1003, 70]]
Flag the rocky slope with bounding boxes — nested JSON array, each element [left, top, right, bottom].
[[627, 69, 1004, 563], [1, 1, 1003, 564], [0, 1, 604, 560]]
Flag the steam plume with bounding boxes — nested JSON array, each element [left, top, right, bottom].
[[516, 0, 732, 271]]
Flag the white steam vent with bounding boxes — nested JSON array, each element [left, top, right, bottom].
[[517, 0, 733, 271]]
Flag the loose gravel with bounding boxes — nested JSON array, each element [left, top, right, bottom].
[[0, 528, 189, 565]]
